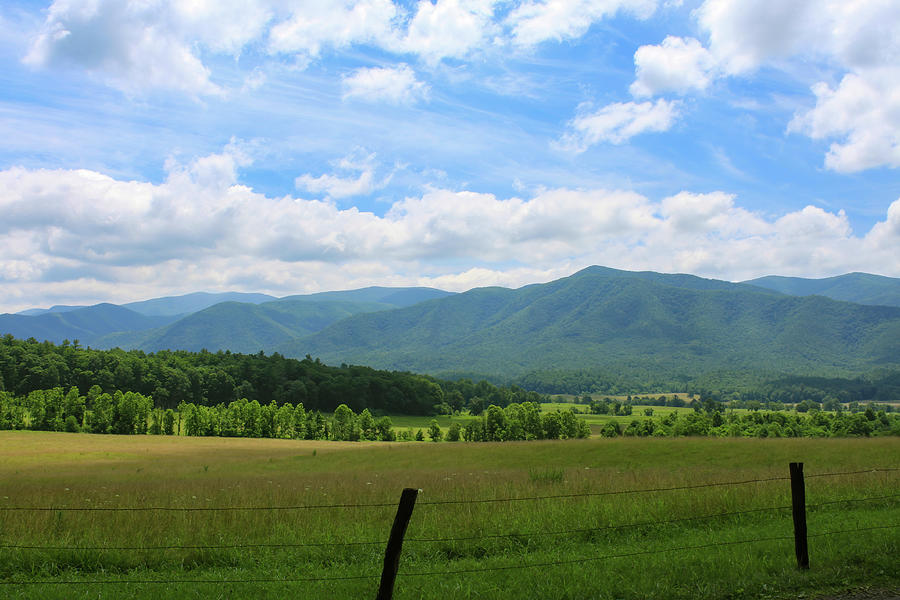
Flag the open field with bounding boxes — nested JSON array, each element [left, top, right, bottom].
[[0, 431, 897, 599]]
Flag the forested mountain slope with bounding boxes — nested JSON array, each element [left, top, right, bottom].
[[93, 300, 398, 353], [4, 287, 455, 353], [0, 304, 178, 346], [744, 273, 900, 307], [280, 266, 900, 377]]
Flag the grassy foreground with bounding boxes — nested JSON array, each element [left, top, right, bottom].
[[0, 431, 897, 599]]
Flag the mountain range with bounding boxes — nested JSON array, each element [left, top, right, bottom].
[[2, 287, 453, 352], [3, 268, 900, 379], [742, 272, 900, 307], [280, 267, 900, 377]]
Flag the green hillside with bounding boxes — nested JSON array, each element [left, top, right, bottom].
[[744, 272, 900, 307], [8, 287, 454, 354], [93, 299, 395, 353], [280, 266, 900, 378], [0, 304, 177, 346]]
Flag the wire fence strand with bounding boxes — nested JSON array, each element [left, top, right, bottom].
[[396, 524, 900, 579], [0, 573, 379, 586], [3, 524, 896, 587], [806, 467, 900, 479], [1, 467, 895, 513], [2, 493, 895, 553]]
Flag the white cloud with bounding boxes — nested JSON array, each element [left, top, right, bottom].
[[630, 36, 716, 97], [416, 265, 576, 292], [169, 0, 273, 55], [561, 99, 679, 150], [20, 0, 668, 96], [659, 191, 764, 235], [295, 150, 384, 199], [242, 68, 268, 92], [267, 0, 398, 57], [398, 0, 499, 64], [507, 0, 656, 47], [667, 0, 900, 172], [385, 187, 656, 261], [22, 0, 276, 95], [787, 68, 900, 173], [2, 149, 898, 312], [695, 0, 822, 75], [866, 198, 900, 250], [342, 64, 429, 104]]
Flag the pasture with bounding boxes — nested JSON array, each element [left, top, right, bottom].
[[0, 431, 897, 599]]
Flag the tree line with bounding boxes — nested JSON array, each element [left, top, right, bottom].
[[514, 366, 900, 406], [0, 386, 154, 435], [0, 387, 594, 443], [599, 407, 899, 438], [0, 335, 550, 417]]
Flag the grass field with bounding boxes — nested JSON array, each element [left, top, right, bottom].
[[0, 431, 897, 599]]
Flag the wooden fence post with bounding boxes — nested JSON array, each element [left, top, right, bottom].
[[376, 488, 419, 600], [789, 462, 809, 569]]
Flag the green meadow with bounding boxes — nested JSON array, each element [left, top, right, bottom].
[[0, 431, 897, 599]]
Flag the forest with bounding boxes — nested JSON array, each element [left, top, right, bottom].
[[0, 334, 547, 416], [3, 384, 898, 441], [2, 335, 899, 444]]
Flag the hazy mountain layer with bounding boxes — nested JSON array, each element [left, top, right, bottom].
[[93, 300, 396, 353], [0, 304, 178, 345], [4, 287, 455, 352], [744, 273, 900, 307]]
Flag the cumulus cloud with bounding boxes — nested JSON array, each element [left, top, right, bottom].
[[23, 0, 406, 94], [294, 150, 389, 200], [398, 0, 499, 64], [342, 64, 429, 104], [694, 0, 822, 75], [507, 0, 656, 47], [659, 191, 762, 235], [22, 0, 275, 95], [561, 99, 679, 150], [22, 0, 667, 95], [2, 149, 898, 312], [627, 0, 900, 172], [267, 0, 398, 57], [787, 69, 900, 173], [704, 0, 900, 173], [630, 36, 716, 97]]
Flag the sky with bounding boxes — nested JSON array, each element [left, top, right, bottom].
[[1, 0, 899, 313]]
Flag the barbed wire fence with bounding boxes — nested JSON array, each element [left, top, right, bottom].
[[0, 465, 897, 598]]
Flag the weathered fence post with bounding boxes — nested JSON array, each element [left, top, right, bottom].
[[789, 462, 809, 569], [376, 488, 419, 600]]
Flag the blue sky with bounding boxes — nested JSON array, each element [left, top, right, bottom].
[[1, 0, 899, 313]]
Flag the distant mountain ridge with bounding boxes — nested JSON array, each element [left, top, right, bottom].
[[2, 286, 455, 351], [743, 272, 900, 307], [278, 266, 900, 377], [4, 269, 900, 382], [18, 291, 279, 317], [94, 299, 399, 353], [0, 304, 178, 345]]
